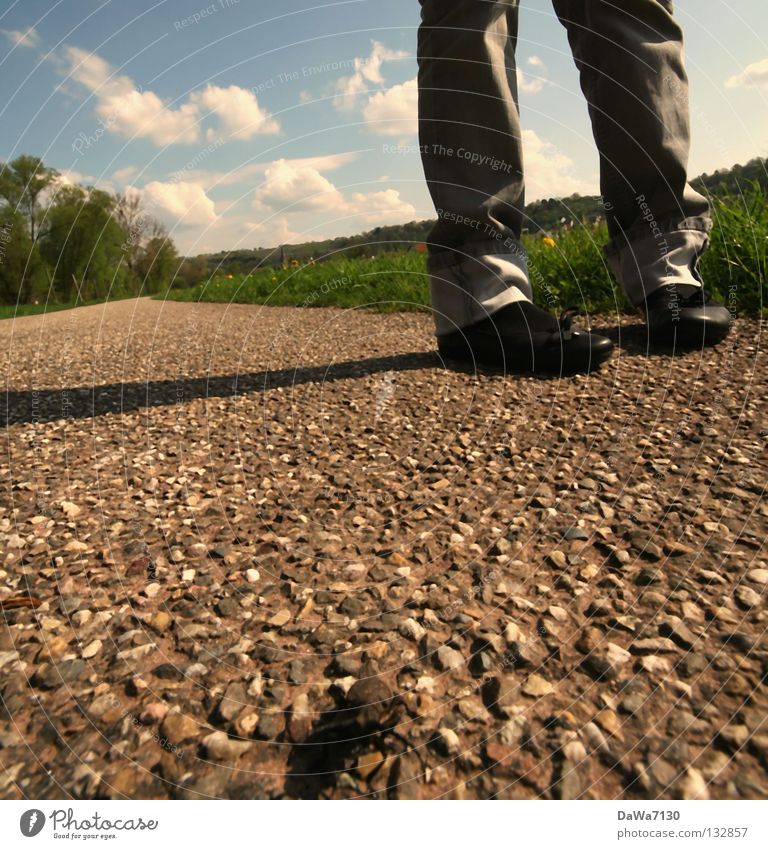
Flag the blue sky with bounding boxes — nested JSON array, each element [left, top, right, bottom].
[[1, 0, 767, 254]]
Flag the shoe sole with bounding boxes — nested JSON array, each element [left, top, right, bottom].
[[646, 322, 731, 351], [437, 342, 613, 376]]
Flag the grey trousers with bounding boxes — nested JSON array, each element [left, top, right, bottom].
[[418, 0, 712, 336]]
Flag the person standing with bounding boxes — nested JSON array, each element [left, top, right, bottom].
[[418, 0, 731, 374]]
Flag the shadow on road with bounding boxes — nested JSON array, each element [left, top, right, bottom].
[[4, 322, 675, 426], [2, 351, 442, 425]]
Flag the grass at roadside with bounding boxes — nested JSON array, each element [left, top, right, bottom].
[[163, 187, 766, 317], [164, 251, 432, 313], [161, 235, 627, 315], [703, 188, 768, 314], [0, 298, 131, 320]]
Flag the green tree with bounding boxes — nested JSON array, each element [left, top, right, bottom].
[[113, 191, 149, 277], [175, 255, 208, 288], [0, 207, 49, 303], [0, 155, 59, 241], [136, 224, 178, 294], [40, 186, 131, 301]]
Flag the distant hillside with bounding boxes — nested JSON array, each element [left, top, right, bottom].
[[201, 220, 435, 276], [693, 156, 768, 197], [193, 157, 766, 277], [524, 157, 767, 232]]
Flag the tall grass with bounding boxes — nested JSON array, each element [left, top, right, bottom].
[[167, 252, 432, 313], [702, 186, 766, 314], [523, 224, 619, 314], [165, 185, 765, 316]]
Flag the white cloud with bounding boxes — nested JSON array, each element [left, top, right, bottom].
[[55, 169, 93, 186], [333, 40, 408, 110], [362, 78, 418, 136], [40, 170, 92, 206], [522, 129, 596, 199], [189, 84, 280, 140], [517, 71, 544, 95], [105, 88, 200, 146], [2, 27, 40, 48], [167, 213, 299, 255], [179, 152, 361, 190], [253, 159, 415, 223], [331, 42, 416, 136], [140, 180, 218, 226], [41, 170, 120, 204], [64, 46, 119, 92], [288, 153, 360, 172], [62, 46, 280, 147], [64, 46, 200, 145], [726, 57, 768, 90], [347, 187, 417, 223], [113, 165, 140, 184], [243, 216, 302, 248], [254, 159, 344, 212], [517, 56, 547, 95]]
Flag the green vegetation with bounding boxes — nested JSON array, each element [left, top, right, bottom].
[[165, 184, 766, 316], [702, 189, 767, 314], [0, 296, 137, 320], [166, 251, 432, 312], [164, 231, 624, 315], [0, 155, 178, 308]]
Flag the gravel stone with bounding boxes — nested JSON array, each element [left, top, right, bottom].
[[161, 713, 199, 744], [202, 731, 252, 761], [522, 674, 553, 697], [436, 646, 464, 672]]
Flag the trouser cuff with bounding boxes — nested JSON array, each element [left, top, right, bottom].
[[428, 243, 533, 337], [604, 221, 711, 307]]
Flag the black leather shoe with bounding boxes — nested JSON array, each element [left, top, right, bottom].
[[436, 301, 613, 375], [644, 285, 731, 348]]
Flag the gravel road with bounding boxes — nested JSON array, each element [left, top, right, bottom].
[[1, 297, 766, 799]]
